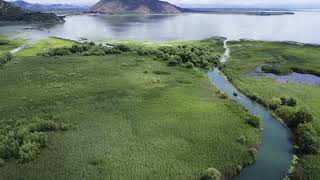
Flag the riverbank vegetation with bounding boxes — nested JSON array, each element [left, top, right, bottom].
[[221, 40, 320, 180], [0, 35, 26, 67], [0, 37, 260, 179], [0, 35, 25, 55], [37, 38, 223, 70]]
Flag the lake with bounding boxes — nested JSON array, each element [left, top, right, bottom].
[[1, 11, 320, 44]]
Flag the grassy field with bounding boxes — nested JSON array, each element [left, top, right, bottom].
[[0, 35, 26, 55], [15, 37, 76, 57], [221, 40, 320, 180], [0, 37, 260, 179]]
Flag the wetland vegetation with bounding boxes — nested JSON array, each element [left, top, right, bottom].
[[0, 36, 261, 179], [221, 40, 320, 180]]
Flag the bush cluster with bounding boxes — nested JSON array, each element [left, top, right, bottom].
[[199, 168, 221, 180], [268, 98, 282, 110], [39, 42, 220, 70], [135, 44, 220, 69], [268, 96, 297, 110], [246, 116, 261, 129], [296, 123, 319, 154], [271, 95, 316, 153], [275, 106, 319, 154], [0, 117, 69, 164], [276, 107, 313, 129], [261, 64, 292, 75], [39, 43, 123, 57], [0, 53, 13, 67], [280, 96, 297, 107], [0, 39, 10, 45]]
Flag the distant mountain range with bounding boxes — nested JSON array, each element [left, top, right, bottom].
[[89, 0, 182, 14], [0, 0, 65, 23], [10, 0, 88, 12]]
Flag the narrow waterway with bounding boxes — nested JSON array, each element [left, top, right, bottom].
[[207, 42, 294, 180]]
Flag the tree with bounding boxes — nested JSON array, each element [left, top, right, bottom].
[[185, 62, 194, 68], [296, 123, 319, 154], [167, 59, 178, 66], [286, 97, 297, 107], [199, 168, 221, 180], [280, 96, 297, 107], [288, 108, 313, 130]]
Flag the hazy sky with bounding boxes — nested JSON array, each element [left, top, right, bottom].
[[7, 0, 320, 6]]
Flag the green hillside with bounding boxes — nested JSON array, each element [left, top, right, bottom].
[[0, 0, 64, 23]]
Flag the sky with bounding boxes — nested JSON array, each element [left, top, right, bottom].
[[7, 0, 320, 8]]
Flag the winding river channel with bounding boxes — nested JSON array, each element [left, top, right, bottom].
[[208, 42, 294, 180]]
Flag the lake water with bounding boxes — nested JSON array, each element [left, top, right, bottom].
[[1, 11, 320, 43]]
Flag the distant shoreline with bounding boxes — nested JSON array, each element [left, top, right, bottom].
[[82, 11, 294, 16], [182, 8, 295, 16]]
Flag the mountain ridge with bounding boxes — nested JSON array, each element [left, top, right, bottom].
[[89, 0, 182, 14], [10, 0, 88, 12], [0, 0, 64, 23]]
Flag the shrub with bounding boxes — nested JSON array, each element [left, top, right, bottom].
[[167, 59, 179, 66], [0, 53, 13, 66], [24, 132, 47, 148], [179, 51, 193, 63], [250, 93, 259, 101], [246, 116, 261, 129], [153, 71, 171, 75], [47, 48, 71, 56], [154, 50, 166, 59], [280, 97, 297, 107], [237, 135, 248, 144], [287, 108, 313, 130], [296, 123, 319, 154], [261, 65, 292, 75], [199, 168, 221, 180], [185, 62, 194, 68], [0, 158, 4, 167], [202, 60, 210, 68], [104, 47, 121, 54], [83, 47, 106, 56], [0, 117, 68, 163], [249, 147, 258, 162], [286, 97, 297, 107], [0, 134, 19, 159], [162, 53, 171, 61], [60, 123, 72, 131], [206, 55, 220, 64], [69, 44, 84, 53], [88, 158, 105, 166], [275, 106, 296, 123], [137, 47, 152, 56], [19, 142, 40, 163], [159, 46, 178, 55], [114, 44, 131, 52], [269, 98, 281, 110], [171, 55, 182, 64], [0, 39, 9, 45], [218, 93, 228, 99], [28, 118, 59, 132]]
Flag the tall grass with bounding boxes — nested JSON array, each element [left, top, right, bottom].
[[0, 38, 260, 179]]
